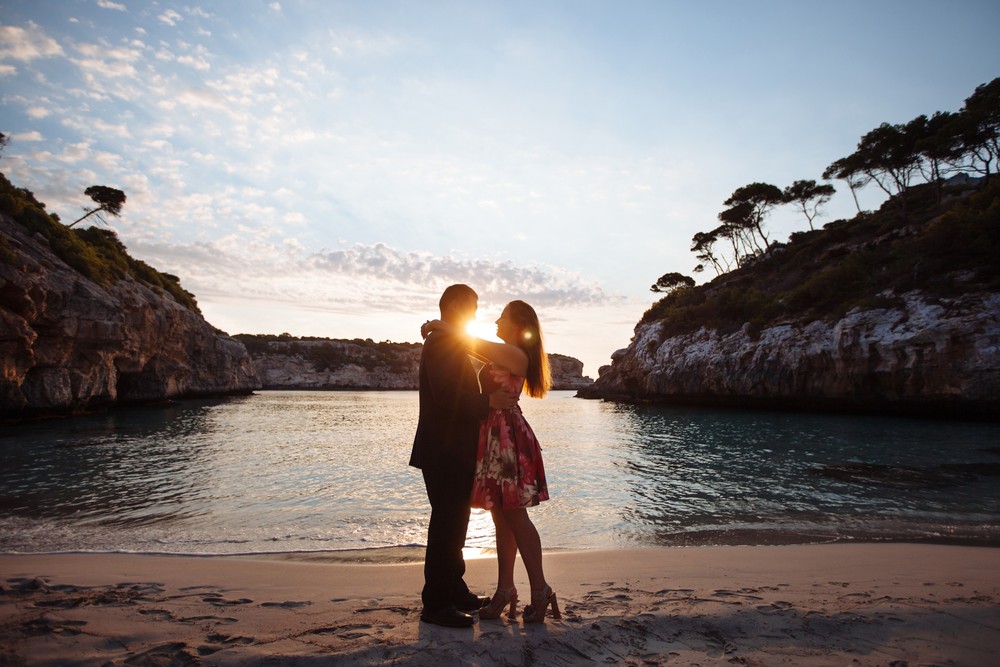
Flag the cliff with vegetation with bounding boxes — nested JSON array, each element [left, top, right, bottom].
[[582, 80, 999, 419], [238, 334, 593, 391], [0, 173, 259, 421], [581, 179, 999, 419]]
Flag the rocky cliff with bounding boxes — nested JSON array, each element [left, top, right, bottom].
[[582, 291, 999, 418], [243, 338, 421, 390], [1, 181, 259, 421], [547, 353, 595, 390], [581, 180, 1000, 420], [239, 335, 593, 391]]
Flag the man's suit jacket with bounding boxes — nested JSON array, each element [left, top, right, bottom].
[[410, 330, 489, 474]]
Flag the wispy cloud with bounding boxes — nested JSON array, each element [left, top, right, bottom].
[[158, 10, 183, 27], [11, 130, 44, 142], [96, 1, 127, 12], [132, 237, 615, 316], [327, 28, 402, 59], [0, 21, 64, 61]]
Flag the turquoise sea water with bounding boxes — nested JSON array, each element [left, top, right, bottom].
[[1, 390, 998, 556]]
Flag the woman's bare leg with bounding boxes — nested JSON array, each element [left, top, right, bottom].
[[490, 507, 518, 592], [501, 508, 547, 592]]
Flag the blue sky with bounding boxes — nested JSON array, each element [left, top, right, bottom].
[[2, 0, 999, 375]]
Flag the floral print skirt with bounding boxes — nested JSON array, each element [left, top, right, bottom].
[[470, 408, 549, 510]]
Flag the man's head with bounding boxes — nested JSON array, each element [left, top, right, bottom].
[[439, 284, 478, 327]]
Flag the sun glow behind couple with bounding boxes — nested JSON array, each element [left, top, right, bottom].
[[465, 316, 503, 343]]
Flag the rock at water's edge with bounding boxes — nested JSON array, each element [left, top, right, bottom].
[[579, 291, 1000, 419]]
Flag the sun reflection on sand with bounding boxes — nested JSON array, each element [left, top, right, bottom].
[[463, 508, 496, 558]]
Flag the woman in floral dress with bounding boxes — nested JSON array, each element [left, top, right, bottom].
[[423, 300, 559, 623]]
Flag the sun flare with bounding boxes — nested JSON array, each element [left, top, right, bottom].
[[465, 318, 499, 341]]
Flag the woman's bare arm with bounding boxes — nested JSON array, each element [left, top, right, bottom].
[[421, 320, 528, 376]]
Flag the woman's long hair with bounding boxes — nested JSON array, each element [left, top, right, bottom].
[[506, 300, 550, 398]]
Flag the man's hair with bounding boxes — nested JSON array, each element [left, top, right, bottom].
[[439, 284, 478, 314]]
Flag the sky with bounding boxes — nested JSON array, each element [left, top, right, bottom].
[[2, 0, 999, 376]]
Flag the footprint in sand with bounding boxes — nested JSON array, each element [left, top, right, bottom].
[[712, 589, 764, 604], [203, 594, 253, 606], [755, 600, 794, 614], [354, 605, 412, 615], [138, 609, 175, 621], [123, 642, 199, 665], [22, 618, 87, 637], [178, 615, 239, 624], [205, 633, 255, 646], [307, 623, 375, 640], [3, 577, 51, 593], [261, 600, 312, 608]]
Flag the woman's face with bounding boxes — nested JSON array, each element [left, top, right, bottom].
[[494, 307, 519, 343]]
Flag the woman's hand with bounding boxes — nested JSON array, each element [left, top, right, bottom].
[[420, 319, 456, 339]]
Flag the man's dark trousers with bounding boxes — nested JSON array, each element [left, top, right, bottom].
[[421, 464, 474, 611]]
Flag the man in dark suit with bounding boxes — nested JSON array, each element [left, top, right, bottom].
[[410, 284, 516, 628]]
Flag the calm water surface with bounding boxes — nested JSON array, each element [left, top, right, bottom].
[[1, 391, 998, 555]]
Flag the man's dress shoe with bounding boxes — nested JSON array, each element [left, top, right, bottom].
[[420, 606, 475, 628], [455, 593, 491, 612]]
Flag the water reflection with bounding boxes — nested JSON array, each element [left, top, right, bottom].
[[0, 399, 226, 527], [2, 391, 998, 554], [593, 402, 1000, 545]]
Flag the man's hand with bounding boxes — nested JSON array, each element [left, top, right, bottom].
[[489, 389, 518, 410]]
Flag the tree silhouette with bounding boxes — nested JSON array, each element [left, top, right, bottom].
[[691, 228, 726, 276], [955, 77, 1000, 180], [718, 201, 763, 259], [722, 182, 783, 253], [68, 185, 127, 228], [651, 272, 695, 293], [857, 123, 922, 199], [685, 78, 998, 283], [822, 154, 869, 214], [912, 111, 964, 203], [825, 121, 923, 216], [783, 179, 836, 231]]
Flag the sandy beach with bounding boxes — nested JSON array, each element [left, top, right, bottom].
[[2, 543, 998, 666]]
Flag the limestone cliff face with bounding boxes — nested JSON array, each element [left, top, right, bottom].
[[245, 337, 593, 391], [250, 340, 421, 390], [547, 353, 595, 390], [580, 291, 1000, 419], [1, 214, 259, 420]]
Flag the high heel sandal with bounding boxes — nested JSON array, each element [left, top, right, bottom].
[[522, 585, 560, 623], [478, 587, 518, 620]]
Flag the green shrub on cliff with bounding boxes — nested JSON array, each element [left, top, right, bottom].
[[0, 172, 200, 313], [643, 178, 1000, 336]]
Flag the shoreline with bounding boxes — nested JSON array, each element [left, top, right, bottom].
[[3, 543, 998, 665], [4, 529, 1000, 566], [3, 532, 1000, 564]]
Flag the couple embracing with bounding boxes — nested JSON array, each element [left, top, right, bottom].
[[409, 284, 559, 628]]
